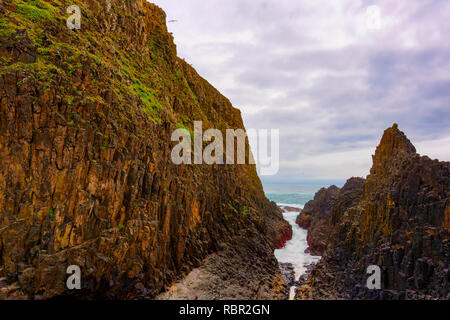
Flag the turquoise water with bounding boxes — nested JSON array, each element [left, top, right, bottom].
[[264, 184, 321, 207]]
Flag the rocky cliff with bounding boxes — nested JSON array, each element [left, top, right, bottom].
[[295, 185, 340, 255], [296, 124, 449, 299], [0, 0, 290, 299]]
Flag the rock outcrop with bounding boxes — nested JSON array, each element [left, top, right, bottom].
[[0, 0, 290, 299], [296, 125, 449, 299], [295, 185, 340, 255]]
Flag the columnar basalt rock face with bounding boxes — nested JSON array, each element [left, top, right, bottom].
[[297, 125, 449, 300], [0, 0, 290, 299], [295, 185, 340, 255]]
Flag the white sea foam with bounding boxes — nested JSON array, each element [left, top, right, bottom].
[[274, 207, 321, 282]]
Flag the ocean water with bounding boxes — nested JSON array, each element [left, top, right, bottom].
[[264, 184, 322, 208], [273, 207, 321, 277], [264, 184, 321, 207], [264, 184, 322, 300]]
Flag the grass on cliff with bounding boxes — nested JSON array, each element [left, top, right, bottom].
[[1, 0, 241, 154], [0, 17, 16, 37], [15, 0, 55, 22], [2, 0, 172, 124]]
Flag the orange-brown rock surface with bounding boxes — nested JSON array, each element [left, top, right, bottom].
[[0, 0, 290, 299], [296, 124, 449, 299]]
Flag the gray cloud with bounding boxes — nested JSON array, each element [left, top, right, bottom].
[[153, 0, 450, 183]]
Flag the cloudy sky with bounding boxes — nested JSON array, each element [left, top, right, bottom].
[[153, 0, 450, 185]]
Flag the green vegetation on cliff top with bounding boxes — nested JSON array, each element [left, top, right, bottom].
[[0, 0, 263, 194], [0, 0, 215, 129]]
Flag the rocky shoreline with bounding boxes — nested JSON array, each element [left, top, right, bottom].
[[279, 262, 315, 289], [157, 233, 290, 300], [274, 205, 321, 300]]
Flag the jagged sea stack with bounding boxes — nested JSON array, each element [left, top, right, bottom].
[[296, 124, 449, 300]]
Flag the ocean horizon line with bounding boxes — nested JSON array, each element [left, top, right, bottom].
[[262, 181, 346, 187]]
